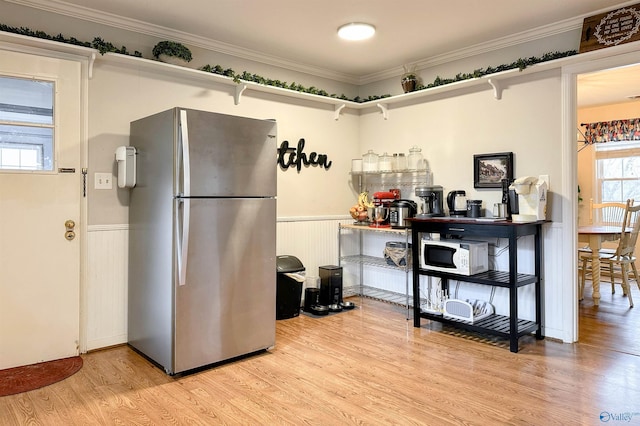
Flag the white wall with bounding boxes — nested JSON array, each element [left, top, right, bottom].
[[360, 70, 563, 221], [87, 58, 360, 225], [359, 68, 567, 338]]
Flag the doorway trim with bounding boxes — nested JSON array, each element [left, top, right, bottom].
[[562, 43, 640, 343]]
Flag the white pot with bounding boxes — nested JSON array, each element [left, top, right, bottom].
[[158, 54, 188, 66]]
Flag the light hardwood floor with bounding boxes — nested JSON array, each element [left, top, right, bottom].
[[2, 294, 640, 425]]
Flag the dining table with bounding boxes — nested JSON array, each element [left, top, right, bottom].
[[578, 224, 630, 306]]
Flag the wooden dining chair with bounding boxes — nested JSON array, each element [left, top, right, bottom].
[[580, 201, 640, 307], [589, 198, 629, 226], [578, 199, 630, 299]]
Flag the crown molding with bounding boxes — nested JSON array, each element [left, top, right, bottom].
[[6, 0, 637, 87], [358, 0, 640, 84], [357, 17, 584, 85], [5, 0, 361, 84]]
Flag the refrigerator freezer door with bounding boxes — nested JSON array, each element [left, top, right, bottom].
[[178, 109, 277, 197], [173, 197, 276, 373]]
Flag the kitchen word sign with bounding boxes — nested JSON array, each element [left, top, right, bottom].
[[277, 138, 332, 171]]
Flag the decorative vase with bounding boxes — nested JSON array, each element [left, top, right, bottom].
[[401, 76, 417, 93], [401, 64, 418, 93]]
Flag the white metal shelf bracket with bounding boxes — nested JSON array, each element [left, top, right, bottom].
[[487, 78, 502, 100], [334, 103, 346, 121], [88, 52, 96, 79], [376, 103, 389, 120], [234, 83, 248, 105]]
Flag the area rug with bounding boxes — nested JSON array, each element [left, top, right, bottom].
[[0, 356, 83, 397]]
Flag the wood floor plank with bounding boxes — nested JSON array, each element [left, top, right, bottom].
[[1, 293, 640, 425]]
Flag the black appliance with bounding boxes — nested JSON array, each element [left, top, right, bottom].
[[276, 255, 305, 320], [502, 178, 516, 219], [319, 265, 343, 305], [447, 190, 467, 216], [304, 288, 320, 312]]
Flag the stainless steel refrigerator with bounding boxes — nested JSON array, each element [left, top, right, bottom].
[[128, 107, 277, 375]]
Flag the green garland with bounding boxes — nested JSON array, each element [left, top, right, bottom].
[[0, 22, 578, 104], [0, 23, 141, 56], [417, 50, 577, 91], [198, 64, 391, 103]]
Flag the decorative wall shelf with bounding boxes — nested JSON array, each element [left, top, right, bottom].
[[4, 30, 636, 121], [96, 49, 576, 122]]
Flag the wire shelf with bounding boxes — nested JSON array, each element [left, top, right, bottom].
[[340, 254, 411, 271], [344, 285, 412, 307]]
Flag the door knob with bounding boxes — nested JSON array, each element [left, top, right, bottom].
[[65, 220, 76, 241]]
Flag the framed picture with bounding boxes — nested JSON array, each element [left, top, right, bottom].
[[474, 152, 513, 189]]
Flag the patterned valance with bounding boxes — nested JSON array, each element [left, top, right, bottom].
[[581, 118, 640, 144]]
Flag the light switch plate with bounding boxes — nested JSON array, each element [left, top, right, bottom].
[[95, 172, 113, 189], [539, 174, 549, 189]]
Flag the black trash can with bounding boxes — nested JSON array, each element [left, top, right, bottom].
[[276, 255, 305, 320]]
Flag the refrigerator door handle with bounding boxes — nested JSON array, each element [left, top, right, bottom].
[[176, 198, 190, 286], [179, 109, 191, 197]]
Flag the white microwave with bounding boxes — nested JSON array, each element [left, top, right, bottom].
[[420, 239, 489, 276]]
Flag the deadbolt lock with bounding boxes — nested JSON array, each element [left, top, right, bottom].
[[65, 220, 76, 229], [65, 230, 76, 241]]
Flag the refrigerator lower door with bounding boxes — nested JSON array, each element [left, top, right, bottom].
[[173, 197, 276, 373]]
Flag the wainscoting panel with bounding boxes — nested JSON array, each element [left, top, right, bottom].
[[83, 220, 567, 350], [86, 225, 128, 351], [276, 216, 351, 286], [540, 223, 564, 340]]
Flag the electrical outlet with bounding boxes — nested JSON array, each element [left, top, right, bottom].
[[95, 172, 113, 190]]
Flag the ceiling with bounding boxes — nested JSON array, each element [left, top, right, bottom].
[[8, 0, 640, 106]]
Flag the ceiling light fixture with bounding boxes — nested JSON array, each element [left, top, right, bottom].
[[337, 23, 375, 41]]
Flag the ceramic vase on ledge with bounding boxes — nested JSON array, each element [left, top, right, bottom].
[[401, 64, 418, 93], [401, 75, 417, 93]]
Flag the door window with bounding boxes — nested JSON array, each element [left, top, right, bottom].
[[0, 76, 54, 171]]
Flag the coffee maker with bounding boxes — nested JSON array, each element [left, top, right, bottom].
[[447, 190, 468, 217], [415, 186, 444, 218], [508, 176, 548, 222]]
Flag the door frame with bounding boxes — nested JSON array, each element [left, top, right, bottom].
[[561, 43, 640, 343], [0, 38, 92, 353]]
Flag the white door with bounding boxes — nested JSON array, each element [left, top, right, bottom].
[[0, 50, 82, 369]]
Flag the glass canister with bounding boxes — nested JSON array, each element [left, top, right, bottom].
[[362, 150, 379, 172], [396, 153, 407, 171], [407, 146, 423, 170], [379, 152, 393, 171]]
